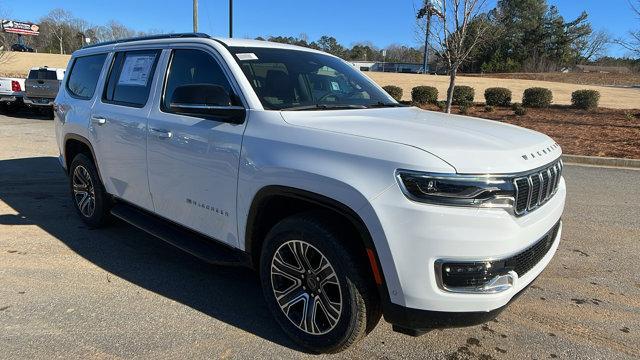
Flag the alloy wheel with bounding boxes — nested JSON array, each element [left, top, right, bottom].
[[270, 240, 343, 335], [72, 165, 96, 218]]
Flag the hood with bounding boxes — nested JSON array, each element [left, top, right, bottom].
[[280, 107, 561, 174]]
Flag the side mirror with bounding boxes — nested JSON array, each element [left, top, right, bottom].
[[169, 84, 245, 124]]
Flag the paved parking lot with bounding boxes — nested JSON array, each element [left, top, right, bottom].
[[1, 112, 639, 359]]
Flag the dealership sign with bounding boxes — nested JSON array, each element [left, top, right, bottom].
[[1, 20, 40, 36]]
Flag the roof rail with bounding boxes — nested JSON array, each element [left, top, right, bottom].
[[82, 32, 211, 49]]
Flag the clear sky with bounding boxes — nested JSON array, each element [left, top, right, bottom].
[[1, 0, 637, 57]]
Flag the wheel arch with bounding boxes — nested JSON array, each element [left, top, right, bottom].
[[63, 133, 103, 182], [244, 185, 390, 293]]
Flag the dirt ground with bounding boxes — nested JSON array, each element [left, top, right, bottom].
[[419, 104, 640, 159], [1, 111, 640, 360], [368, 72, 640, 110]]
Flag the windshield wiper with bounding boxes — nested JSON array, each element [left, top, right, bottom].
[[282, 104, 368, 111], [368, 101, 408, 108]]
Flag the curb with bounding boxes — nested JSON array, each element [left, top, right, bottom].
[[562, 154, 640, 169]]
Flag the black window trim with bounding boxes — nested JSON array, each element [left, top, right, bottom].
[[101, 49, 162, 109], [159, 47, 246, 122], [66, 53, 108, 101]]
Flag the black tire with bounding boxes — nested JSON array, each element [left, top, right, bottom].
[[259, 212, 381, 353], [47, 107, 55, 120], [68, 153, 111, 228]]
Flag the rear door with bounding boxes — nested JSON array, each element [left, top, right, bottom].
[[89, 48, 164, 211], [146, 46, 247, 246], [25, 69, 60, 99]]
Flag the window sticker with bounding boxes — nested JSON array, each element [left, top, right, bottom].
[[236, 53, 259, 61], [118, 54, 156, 86], [330, 81, 340, 91]]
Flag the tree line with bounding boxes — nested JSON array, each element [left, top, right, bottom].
[[2, 1, 638, 73]]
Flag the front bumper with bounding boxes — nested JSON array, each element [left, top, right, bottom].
[[370, 177, 565, 330]]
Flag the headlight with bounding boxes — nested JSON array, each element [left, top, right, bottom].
[[396, 170, 515, 208]]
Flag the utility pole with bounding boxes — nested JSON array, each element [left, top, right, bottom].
[[193, 0, 198, 33], [422, 12, 431, 74], [417, 1, 443, 74], [229, 0, 233, 38]]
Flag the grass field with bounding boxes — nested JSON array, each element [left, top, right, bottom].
[[466, 72, 640, 87], [2, 52, 639, 109], [0, 52, 71, 77]]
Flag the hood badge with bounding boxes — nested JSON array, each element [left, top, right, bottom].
[[522, 143, 560, 160]]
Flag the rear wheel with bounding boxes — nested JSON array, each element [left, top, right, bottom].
[[259, 213, 381, 353], [69, 154, 111, 228]]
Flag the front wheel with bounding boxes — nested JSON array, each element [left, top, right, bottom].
[[259, 213, 381, 353]]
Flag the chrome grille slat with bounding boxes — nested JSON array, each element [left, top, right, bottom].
[[513, 160, 562, 216]]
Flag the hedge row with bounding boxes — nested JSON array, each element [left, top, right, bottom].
[[381, 85, 600, 110]]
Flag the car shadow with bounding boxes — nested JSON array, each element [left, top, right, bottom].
[[0, 156, 303, 352], [0, 106, 53, 120]]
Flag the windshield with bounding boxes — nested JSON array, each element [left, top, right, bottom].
[[228, 46, 397, 110]]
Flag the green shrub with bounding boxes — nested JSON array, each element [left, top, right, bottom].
[[452, 85, 475, 105], [484, 87, 512, 107], [571, 89, 600, 110], [411, 86, 438, 104], [459, 104, 470, 115], [436, 100, 447, 111], [382, 85, 403, 101], [484, 105, 494, 112], [513, 104, 527, 116], [522, 87, 553, 108]]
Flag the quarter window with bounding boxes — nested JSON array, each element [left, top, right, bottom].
[[66, 53, 107, 99], [103, 50, 160, 108], [162, 49, 233, 111]]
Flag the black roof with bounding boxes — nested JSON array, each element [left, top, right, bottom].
[[82, 32, 211, 49]]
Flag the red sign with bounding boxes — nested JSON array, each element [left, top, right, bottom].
[[1, 20, 40, 36]]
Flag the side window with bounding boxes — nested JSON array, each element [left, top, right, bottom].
[[162, 49, 233, 111], [103, 49, 160, 108], [66, 53, 107, 99]]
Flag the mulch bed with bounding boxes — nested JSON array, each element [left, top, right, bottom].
[[417, 104, 640, 159]]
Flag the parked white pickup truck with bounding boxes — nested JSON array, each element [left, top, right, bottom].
[[0, 76, 25, 112]]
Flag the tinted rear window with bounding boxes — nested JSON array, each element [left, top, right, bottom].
[[103, 50, 160, 108], [28, 69, 58, 80], [66, 54, 107, 99]]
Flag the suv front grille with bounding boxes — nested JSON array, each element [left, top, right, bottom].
[[439, 221, 561, 289], [514, 160, 563, 216]]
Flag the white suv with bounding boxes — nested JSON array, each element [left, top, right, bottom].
[[54, 33, 565, 353]]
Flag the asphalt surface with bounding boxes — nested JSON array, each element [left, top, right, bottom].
[[1, 110, 639, 359]]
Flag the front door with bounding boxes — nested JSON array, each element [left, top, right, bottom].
[[146, 47, 247, 247], [90, 49, 163, 211]]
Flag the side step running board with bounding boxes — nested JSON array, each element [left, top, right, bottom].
[[111, 203, 251, 267]]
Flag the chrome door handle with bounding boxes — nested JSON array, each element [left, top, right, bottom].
[[150, 127, 173, 139], [91, 116, 107, 125]]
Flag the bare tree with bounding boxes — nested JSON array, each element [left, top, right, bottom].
[[616, 1, 640, 56], [95, 21, 137, 42], [0, 5, 12, 64], [422, 0, 489, 113], [580, 30, 611, 61], [42, 8, 73, 54]]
